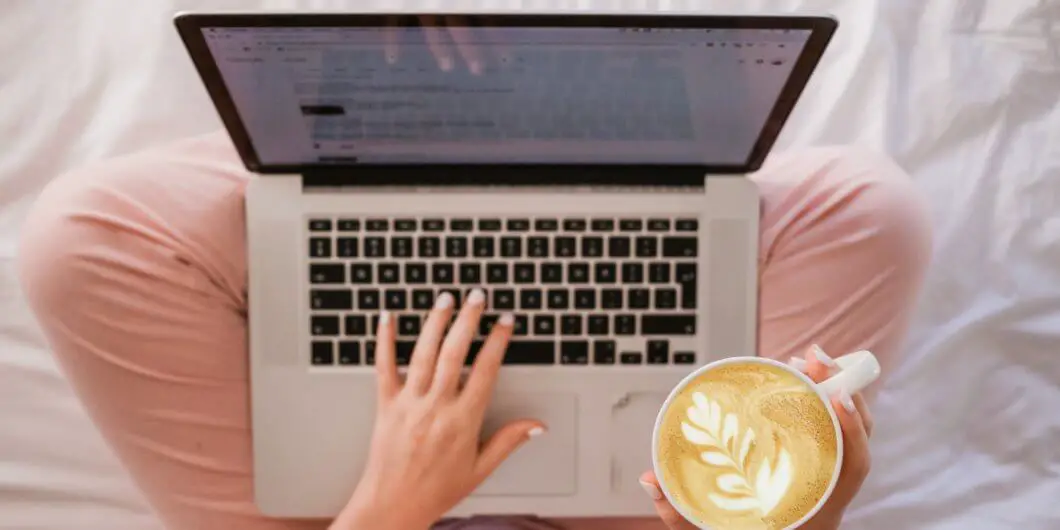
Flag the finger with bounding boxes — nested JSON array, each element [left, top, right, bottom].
[[431, 289, 486, 395], [374, 311, 400, 401], [459, 312, 514, 409], [832, 389, 872, 496], [473, 419, 545, 483], [804, 344, 838, 383], [637, 471, 698, 529], [444, 16, 484, 75], [852, 393, 874, 437], [419, 15, 454, 71], [404, 292, 456, 395], [383, 15, 401, 64]]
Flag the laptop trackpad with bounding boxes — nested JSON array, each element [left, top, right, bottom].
[[473, 393, 577, 496]]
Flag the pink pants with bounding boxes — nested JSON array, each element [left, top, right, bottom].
[[17, 133, 932, 530]]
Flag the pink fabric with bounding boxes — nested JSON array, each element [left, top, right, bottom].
[[17, 133, 932, 530]]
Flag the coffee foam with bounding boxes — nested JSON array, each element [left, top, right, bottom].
[[656, 362, 838, 530]]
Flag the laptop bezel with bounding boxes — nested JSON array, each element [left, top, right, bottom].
[[175, 13, 837, 186]]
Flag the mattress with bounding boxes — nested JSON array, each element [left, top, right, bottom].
[[1, 0, 1058, 528]]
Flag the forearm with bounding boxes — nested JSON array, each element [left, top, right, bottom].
[[330, 496, 433, 530]]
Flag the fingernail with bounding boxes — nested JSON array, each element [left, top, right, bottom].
[[812, 345, 838, 369], [439, 56, 454, 71], [639, 480, 663, 501], [386, 53, 397, 64], [837, 389, 857, 414], [499, 312, 515, 326], [467, 289, 486, 307], [434, 292, 454, 309], [788, 356, 808, 372], [528, 426, 545, 438], [379, 311, 391, 325]]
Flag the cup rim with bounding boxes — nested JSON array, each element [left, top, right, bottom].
[[650, 355, 844, 530]]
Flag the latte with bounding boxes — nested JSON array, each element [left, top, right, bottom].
[[656, 362, 838, 530]]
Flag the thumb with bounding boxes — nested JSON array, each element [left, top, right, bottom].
[[474, 419, 545, 482], [638, 471, 698, 529]]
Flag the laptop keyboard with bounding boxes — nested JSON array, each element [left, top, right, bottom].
[[307, 216, 699, 367]]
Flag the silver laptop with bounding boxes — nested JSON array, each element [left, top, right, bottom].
[[176, 12, 836, 518]]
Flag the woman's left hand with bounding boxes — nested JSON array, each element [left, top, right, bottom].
[[638, 345, 875, 530]]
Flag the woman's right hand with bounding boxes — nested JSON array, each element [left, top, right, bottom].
[[331, 289, 545, 530]]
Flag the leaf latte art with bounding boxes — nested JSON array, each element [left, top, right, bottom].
[[656, 363, 839, 530]]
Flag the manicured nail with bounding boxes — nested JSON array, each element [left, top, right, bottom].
[[788, 356, 808, 372], [837, 389, 857, 414], [386, 53, 397, 64], [379, 311, 391, 325], [439, 56, 454, 71], [499, 312, 515, 326], [812, 345, 838, 369], [639, 480, 663, 501], [467, 289, 486, 307], [528, 426, 545, 438], [434, 292, 454, 309]]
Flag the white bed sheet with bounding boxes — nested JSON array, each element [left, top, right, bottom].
[[1, 0, 1057, 528]]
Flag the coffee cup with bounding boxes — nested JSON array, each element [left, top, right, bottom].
[[652, 350, 880, 530]]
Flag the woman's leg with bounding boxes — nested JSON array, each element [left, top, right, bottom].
[[19, 137, 930, 530]]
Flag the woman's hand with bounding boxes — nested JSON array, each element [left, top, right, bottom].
[[383, 15, 509, 75], [638, 345, 874, 530], [332, 290, 545, 530]]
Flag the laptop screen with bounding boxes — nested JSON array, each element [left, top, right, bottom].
[[196, 22, 816, 167]]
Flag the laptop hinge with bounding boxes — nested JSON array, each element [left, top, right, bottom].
[[300, 165, 717, 189]]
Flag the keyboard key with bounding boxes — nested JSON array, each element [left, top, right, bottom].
[[478, 219, 502, 231], [505, 341, 555, 364], [535, 219, 559, 231], [337, 219, 360, 231], [404, 263, 427, 284], [615, 315, 636, 335], [365, 341, 376, 365], [378, 264, 400, 284], [364, 237, 386, 257], [514, 263, 535, 283], [337, 237, 359, 257], [399, 315, 421, 336], [350, 264, 372, 284], [574, 289, 596, 309], [311, 289, 353, 310], [432, 263, 455, 284], [528, 237, 549, 257], [371, 315, 382, 332], [311, 341, 334, 364], [479, 314, 499, 336], [647, 340, 669, 364], [422, 219, 446, 232], [445, 237, 468, 257], [593, 340, 616, 364], [629, 288, 651, 309], [561, 341, 590, 364], [635, 237, 658, 258], [309, 237, 331, 258], [541, 263, 563, 283], [395, 341, 416, 365], [366, 219, 388, 231], [338, 341, 360, 365], [568, 263, 590, 283], [385, 290, 407, 310], [675, 352, 696, 364], [439, 288, 462, 309], [676, 219, 699, 232], [594, 263, 617, 284], [601, 289, 623, 309], [391, 237, 413, 258], [418, 237, 441, 258], [520, 289, 543, 310], [500, 237, 522, 257], [561, 315, 583, 335], [582, 237, 605, 257], [656, 288, 678, 309], [554, 237, 577, 257], [548, 289, 570, 309], [310, 264, 345, 284], [648, 219, 671, 231], [507, 219, 531, 231], [311, 316, 340, 336], [620, 219, 643, 231], [358, 289, 380, 310], [608, 237, 631, 257], [563, 219, 587, 232], [395, 219, 417, 232], [591, 219, 615, 231], [642, 315, 696, 335], [459, 263, 482, 284], [412, 289, 434, 310], [588, 315, 610, 335], [620, 352, 643, 365], [309, 219, 332, 232], [493, 289, 516, 310], [676, 263, 697, 309], [663, 237, 698, 258], [487, 263, 509, 284], [622, 263, 644, 283], [533, 315, 556, 335], [513, 315, 529, 336], [473, 237, 495, 258], [649, 263, 671, 283], [450, 219, 473, 231]]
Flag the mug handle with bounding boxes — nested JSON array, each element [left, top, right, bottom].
[[816, 350, 881, 397]]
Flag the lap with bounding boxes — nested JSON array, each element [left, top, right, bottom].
[[17, 133, 931, 530]]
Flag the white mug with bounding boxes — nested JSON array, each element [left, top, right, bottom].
[[651, 350, 881, 530]]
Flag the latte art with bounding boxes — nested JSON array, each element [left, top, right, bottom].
[[656, 362, 838, 530]]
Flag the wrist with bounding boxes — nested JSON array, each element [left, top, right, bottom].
[[331, 490, 433, 530]]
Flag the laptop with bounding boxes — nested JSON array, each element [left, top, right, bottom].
[[175, 12, 836, 518]]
